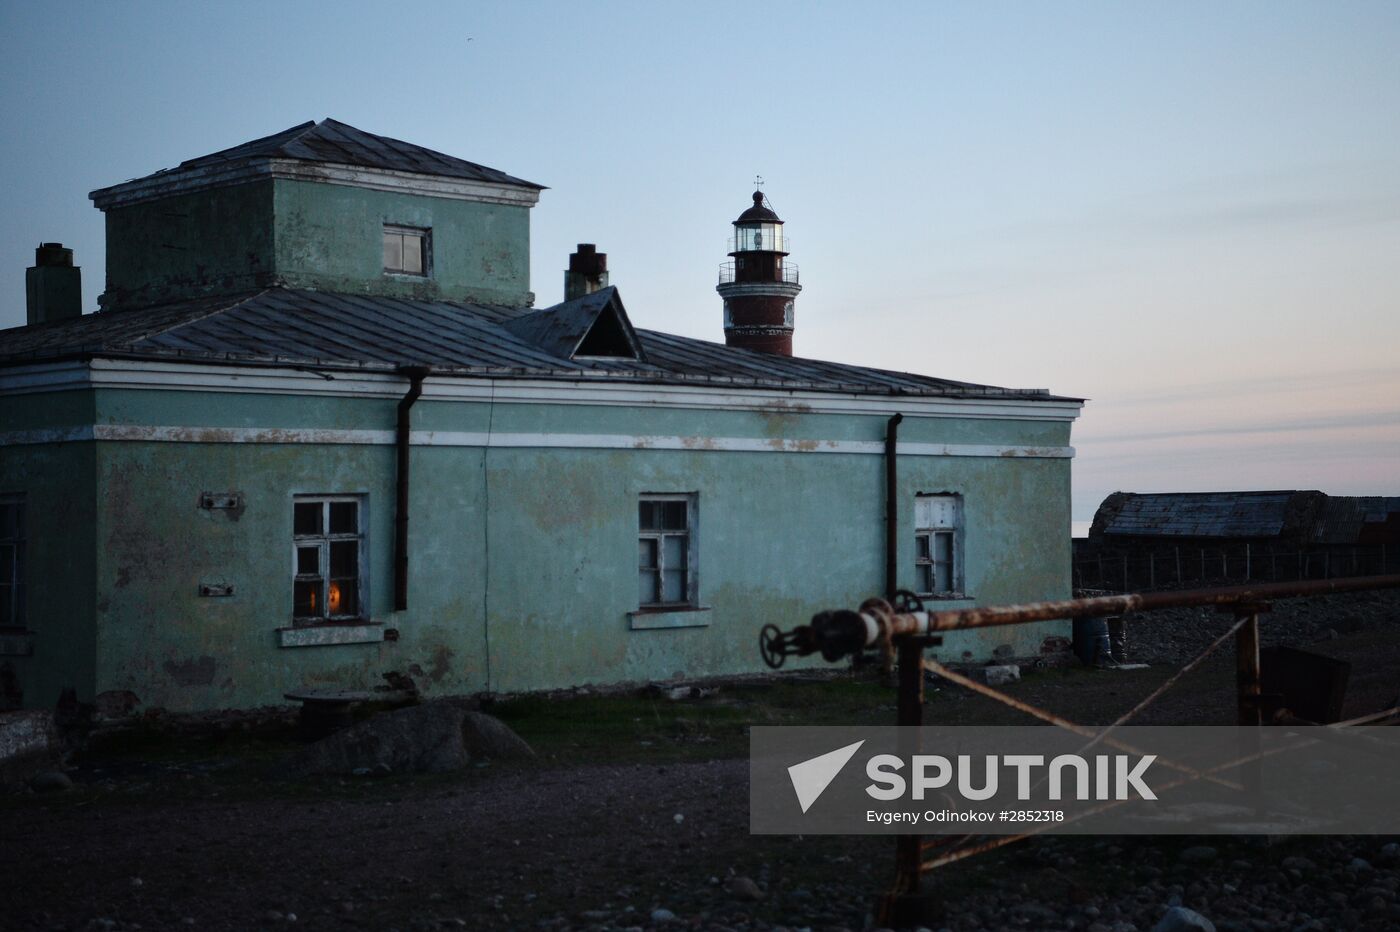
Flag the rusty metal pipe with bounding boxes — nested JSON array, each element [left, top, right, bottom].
[[394, 366, 429, 612], [766, 575, 1400, 667], [884, 413, 903, 600], [915, 575, 1400, 633]]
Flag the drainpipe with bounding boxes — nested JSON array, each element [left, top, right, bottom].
[[395, 366, 430, 612], [885, 413, 904, 599]]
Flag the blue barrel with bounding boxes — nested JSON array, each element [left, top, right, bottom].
[[1073, 617, 1110, 665]]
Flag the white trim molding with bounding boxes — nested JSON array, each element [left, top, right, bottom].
[[0, 360, 1084, 423], [0, 422, 1075, 459], [90, 157, 542, 210]]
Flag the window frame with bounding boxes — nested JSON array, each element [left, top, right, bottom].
[[292, 495, 367, 625], [0, 494, 25, 631], [914, 493, 964, 599], [637, 493, 698, 610], [382, 224, 431, 277]]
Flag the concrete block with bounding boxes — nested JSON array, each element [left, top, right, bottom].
[[0, 709, 60, 781], [983, 665, 1021, 687]]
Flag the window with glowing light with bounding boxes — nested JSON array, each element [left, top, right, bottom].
[[293, 496, 364, 623]]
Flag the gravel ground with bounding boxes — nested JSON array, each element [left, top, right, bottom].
[[5, 589, 1399, 932], [1119, 590, 1400, 668]]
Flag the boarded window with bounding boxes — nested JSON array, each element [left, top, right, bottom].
[[915, 494, 963, 597], [383, 225, 429, 276], [638, 494, 697, 607], [0, 495, 25, 629], [293, 496, 365, 623]]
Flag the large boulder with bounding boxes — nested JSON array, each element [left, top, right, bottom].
[[278, 702, 532, 778]]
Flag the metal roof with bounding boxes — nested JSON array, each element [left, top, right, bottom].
[[92, 119, 543, 194], [500, 288, 645, 361], [0, 287, 1074, 400], [1100, 491, 1301, 539]]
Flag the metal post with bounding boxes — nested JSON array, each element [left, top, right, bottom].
[[895, 637, 924, 889], [1236, 612, 1261, 726], [1149, 552, 1156, 590], [1235, 608, 1264, 813], [1246, 544, 1251, 581], [881, 636, 942, 926], [1175, 546, 1181, 584], [1122, 555, 1129, 593]]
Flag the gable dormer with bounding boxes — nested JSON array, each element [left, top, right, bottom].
[[501, 286, 645, 362], [89, 119, 544, 311]]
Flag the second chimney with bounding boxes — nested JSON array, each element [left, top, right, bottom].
[[26, 243, 82, 326], [564, 244, 608, 302]]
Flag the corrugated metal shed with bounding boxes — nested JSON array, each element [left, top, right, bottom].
[[1099, 491, 1302, 539], [1313, 496, 1400, 545], [89, 118, 543, 195], [0, 286, 1073, 401]]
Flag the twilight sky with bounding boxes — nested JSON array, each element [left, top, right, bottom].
[[2, 1, 1396, 528]]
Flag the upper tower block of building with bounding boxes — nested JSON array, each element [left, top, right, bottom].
[[88, 119, 545, 311]]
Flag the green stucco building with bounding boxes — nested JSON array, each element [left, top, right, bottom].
[[0, 120, 1082, 712]]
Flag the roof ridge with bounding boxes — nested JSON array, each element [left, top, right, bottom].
[[125, 289, 279, 347]]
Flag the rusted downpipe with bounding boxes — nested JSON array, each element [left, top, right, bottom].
[[394, 366, 430, 611], [885, 413, 904, 599]]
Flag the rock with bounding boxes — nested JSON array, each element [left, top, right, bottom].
[[0, 709, 61, 782], [1380, 842, 1399, 860], [1280, 856, 1315, 872], [29, 770, 73, 792], [1152, 906, 1214, 932], [1179, 846, 1218, 864], [728, 876, 764, 901], [277, 703, 532, 777], [983, 665, 1021, 687], [1348, 857, 1373, 872], [93, 690, 141, 721], [461, 711, 535, 761], [650, 908, 676, 922]]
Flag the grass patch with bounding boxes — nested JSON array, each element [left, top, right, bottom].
[[491, 674, 898, 765]]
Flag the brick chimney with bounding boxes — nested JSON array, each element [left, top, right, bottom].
[[26, 243, 82, 326], [564, 244, 608, 302]]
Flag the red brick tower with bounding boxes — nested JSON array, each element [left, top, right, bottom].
[[716, 190, 801, 355]]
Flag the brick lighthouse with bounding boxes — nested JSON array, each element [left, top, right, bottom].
[[716, 188, 801, 355]]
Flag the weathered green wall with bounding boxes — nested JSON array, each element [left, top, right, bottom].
[[66, 387, 1071, 710], [102, 182, 276, 310], [3, 381, 1072, 711], [272, 179, 532, 305], [100, 179, 533, 311], [0, 389, 98, 707]]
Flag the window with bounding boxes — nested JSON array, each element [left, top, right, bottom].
[[0, 496, 25, 629], [293, 496, 364, 623], [382, 225, 429, 276], [915, 494, 963, 597], [638, 495, 697, 608]]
